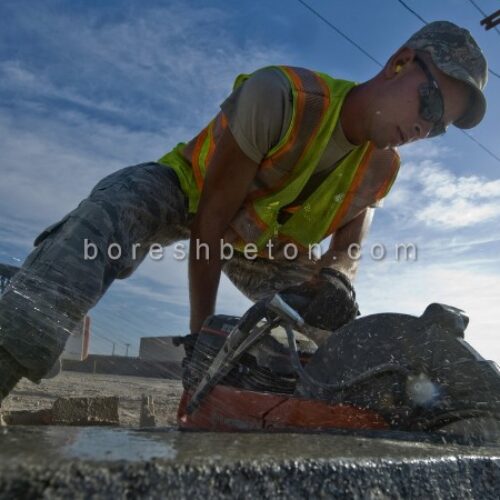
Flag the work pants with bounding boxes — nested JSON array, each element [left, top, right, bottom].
[[0, 163, 316, 381]]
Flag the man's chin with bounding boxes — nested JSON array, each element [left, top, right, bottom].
[[371, 137, 391, 150]]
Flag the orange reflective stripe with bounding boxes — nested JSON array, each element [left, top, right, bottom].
[[198, 121, 213, 171], [246, 202, 269, 232], [259, 67, 307, 170], [374, 150, 400, 200], [314, 69, 329, 96], [220, 111, 228, 130], [204, 121, 217, 171], [287, 69, 330, 176], [191, 127, 209, 190], [326, 144, 375, 235], [192, 114, 228, 191], [293, 71, 330, 163], [249, 68, 327, 201]]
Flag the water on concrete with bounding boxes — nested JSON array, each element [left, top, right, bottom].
[[2, 426, 500, 464], [1, 426, 500, 498]]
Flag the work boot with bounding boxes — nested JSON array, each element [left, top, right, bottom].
[[0, 347, 26, 404]]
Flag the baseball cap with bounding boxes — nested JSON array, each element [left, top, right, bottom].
[[403, 20, 488, 129]]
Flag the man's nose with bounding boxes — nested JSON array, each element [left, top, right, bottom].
[[412, 121, 431, 140]]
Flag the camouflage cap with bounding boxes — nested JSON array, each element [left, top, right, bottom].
[[403, 20, 488, 129]]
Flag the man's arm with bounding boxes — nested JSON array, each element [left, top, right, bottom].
[[189, 125, 259, 333], [315, 207, 375, 281]]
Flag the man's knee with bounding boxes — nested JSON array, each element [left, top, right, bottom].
[[223, 253, 317, 302]]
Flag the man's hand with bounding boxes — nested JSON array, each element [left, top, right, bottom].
[[279, 268, 359, 332], [189, 121, 259, 333]]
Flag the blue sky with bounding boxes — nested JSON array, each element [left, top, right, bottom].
[[0, 0, 499, 360]]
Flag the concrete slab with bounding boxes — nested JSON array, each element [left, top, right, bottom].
[[0, 426, 499, 498]]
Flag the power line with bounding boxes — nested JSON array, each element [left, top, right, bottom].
[[396, 0, 427, 24], [466, 0, 500, 36], [467, 0, 488, 17], [296, 0, 383, 68], [461, 129, 500, 163], [488, 67, 500, 79], [296, 0, 500, 165], [396, 0, 500, 80]]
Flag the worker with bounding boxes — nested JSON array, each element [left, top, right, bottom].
[[0, 21, 488, 403]]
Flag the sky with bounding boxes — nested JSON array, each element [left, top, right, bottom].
[[0, 0, 499, 361]]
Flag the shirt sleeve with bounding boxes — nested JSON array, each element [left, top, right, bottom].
[[220, 67, 293, 164]]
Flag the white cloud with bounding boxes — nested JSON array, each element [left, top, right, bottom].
[[0, 3, 287, 126], [416, 199, 499, 229], [385, 160, 500, 229], [0, 61, 123, 114]]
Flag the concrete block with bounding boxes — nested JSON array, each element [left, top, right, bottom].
[[52, 397, 119, 425], [139, 395, 156, 428], [0, 409, 53, 426]]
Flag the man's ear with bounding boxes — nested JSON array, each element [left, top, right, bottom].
[[384, 47, 416, 79]]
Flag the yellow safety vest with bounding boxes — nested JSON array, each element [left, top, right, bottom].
[[159, 66, 400, 252]]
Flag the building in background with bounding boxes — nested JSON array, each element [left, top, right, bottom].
[[139, 336, 184, 364]]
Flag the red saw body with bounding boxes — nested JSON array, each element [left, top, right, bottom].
[[178, 386, 388, 432]]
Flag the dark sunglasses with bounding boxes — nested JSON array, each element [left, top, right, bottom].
[[414, 56, 446, 137]]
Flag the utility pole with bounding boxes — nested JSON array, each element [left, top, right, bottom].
[[480, 9, 500, 32], [125, 343, 130, 357]]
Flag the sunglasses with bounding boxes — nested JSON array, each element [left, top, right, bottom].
[[414, 56, 446, 137]]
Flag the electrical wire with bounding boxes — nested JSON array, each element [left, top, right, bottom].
[[467, 0, 489, 17], [396, 0, 427, 24], [460, 129, 500, 163], [296, 0, 383, 68]]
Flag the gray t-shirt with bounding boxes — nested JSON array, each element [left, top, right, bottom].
[[220, 67, 381, 212]]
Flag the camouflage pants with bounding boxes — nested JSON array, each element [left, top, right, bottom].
[[0, 162, 316, 381]]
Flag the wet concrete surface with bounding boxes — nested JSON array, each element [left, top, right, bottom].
[[1, 426, 499, 498]]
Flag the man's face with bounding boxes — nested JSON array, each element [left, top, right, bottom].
[[367, 49, 471, 149]]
